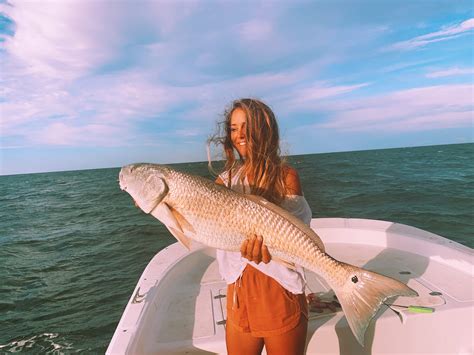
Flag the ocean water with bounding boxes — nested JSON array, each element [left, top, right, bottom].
[[0, 143, 472, 353]]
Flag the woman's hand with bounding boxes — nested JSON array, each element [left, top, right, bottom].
[[240, 235, 271, 264]]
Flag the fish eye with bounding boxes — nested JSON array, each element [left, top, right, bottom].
[[351, 275, 358, 283]]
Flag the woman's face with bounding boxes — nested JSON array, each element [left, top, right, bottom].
[[230, 108, 247, 158]]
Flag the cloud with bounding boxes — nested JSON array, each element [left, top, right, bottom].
[[1, 0, 472, 168], [1, 63, 314, 147], [175, 128, 203, 137], [33, 122, 126, 146], [282, 82, 369, 110], [237, 19, 273, 42], [313, 84, 472, 132], [146, 0, 198, 36], [387, 18, 474, 51], [1, 67, 183, 146], [426, 67, 474, 78], [0, 0, 293, 148], [164, 68, 308, 122], [0, 1, 121, 80], [380, 59, 437, 74]]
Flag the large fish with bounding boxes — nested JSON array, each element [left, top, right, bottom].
[[119, 163, 417, 346]]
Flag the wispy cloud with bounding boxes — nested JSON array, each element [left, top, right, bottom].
[[313, 84, 472, 132], [175, 128, 203, 137], [282, 82, 370, 110], [0, 1, 120, 79], [380, 59, 437, 74], [1, 68, 182, 146], [237, 19, 273, 42], [33, 122, 126, 146], [426, 67, 474, 78], [388, 18, 474, 51], [146, 1, 198, 36]]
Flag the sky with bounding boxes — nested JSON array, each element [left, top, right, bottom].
[[0, 0, 473, 175]]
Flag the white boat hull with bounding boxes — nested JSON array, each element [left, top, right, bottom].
[[107, 218, 474, 354]]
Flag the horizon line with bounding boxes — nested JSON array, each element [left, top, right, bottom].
[[1, 141, 471, 177]]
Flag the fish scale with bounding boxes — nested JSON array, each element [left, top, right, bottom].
[[119, 163, 418, 346]]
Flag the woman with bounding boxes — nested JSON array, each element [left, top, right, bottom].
[[210, 98, 311, 355]]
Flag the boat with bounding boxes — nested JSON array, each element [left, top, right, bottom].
[[107, 218, 473, 354]]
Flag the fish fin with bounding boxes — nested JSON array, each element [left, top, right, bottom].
[[150, 203, 195, 250], [245, 194, 325, 252], [150, 203, 183, 233], [272, 257, 297, 270], [167, 204, 196, 234], [168, 226, 192, 250], [331, 264, 418, 346]]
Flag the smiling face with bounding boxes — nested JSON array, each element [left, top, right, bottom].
[[218, 98, 286, 203], [230, 108, 248, 158]]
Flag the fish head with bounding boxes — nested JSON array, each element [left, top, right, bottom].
[[119, 163, 170, 214]]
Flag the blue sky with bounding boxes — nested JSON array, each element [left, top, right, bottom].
[[0, 0, 472, 175]]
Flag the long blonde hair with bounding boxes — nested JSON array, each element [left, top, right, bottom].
[[209, 98, 286, 205]]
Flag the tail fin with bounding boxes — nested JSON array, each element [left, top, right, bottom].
[[331, 264, 418, 346]]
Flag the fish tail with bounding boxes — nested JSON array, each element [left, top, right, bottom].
[[330, 263, 418, 346]]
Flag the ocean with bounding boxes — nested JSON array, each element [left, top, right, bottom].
[[0, 143, 472, 353]]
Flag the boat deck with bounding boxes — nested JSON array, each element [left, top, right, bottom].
[[107, 218, 473, 354]]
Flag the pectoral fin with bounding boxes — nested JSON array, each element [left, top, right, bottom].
[[150, 203, 193, 250], [168, 226, 192, 250], [150, 203, 183, 233], [168, 205, 196, 234]]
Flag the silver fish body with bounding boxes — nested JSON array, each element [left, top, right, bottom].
[[119, 163, 417, 346]]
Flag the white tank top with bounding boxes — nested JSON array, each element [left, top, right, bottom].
[[216, 167, 312, 294]]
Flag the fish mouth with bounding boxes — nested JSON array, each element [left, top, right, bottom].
[[118, 173, 127, 191], [119, 166, 132, 191]]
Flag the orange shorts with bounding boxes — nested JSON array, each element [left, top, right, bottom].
[[226, 264, 308, 337]]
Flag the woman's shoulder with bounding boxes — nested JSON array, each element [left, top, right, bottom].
[[282, 164, 302, 196], [283, 164, 299, 177], [216, 163, 243, 185]]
